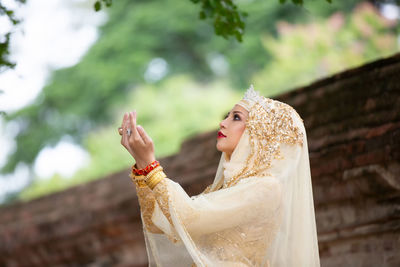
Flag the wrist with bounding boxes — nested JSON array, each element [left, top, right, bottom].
[[132, 160, 159, 176], [136, 157, 156, 169], [130, 162, 165, 189]]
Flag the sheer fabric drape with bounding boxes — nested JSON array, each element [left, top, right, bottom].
[[135, 95, 320, 266]]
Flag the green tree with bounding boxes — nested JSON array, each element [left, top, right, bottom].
[[253, 2, 399, 97], [0, 0, 359, 74], [2, 0, 375, 205], [94, 0, 334, 42], [2, 0, 363, 176]]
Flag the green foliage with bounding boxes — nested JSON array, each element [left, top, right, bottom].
[[94, 0, 112, 12], [94, 0, 335, 42], [191, 0, 247, 42], [279, 0, 304, 4], [0, 33, 15, 72], [0, 0, 26, 73], [18, 77, 239, 201], [2, 0, 208, 173], [253, 2, 400, 97], [18, 174, 68, 202], [2, 0, 324, 174], [3, 0, 377, 202]]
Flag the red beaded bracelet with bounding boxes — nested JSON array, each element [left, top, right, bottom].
[[131, 160, 160, 176]]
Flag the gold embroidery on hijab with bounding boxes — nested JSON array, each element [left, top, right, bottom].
[[223, 99, 304, 188]]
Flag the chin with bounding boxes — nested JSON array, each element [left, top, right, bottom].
[[216, 141, 230, 154], [216, 141, 225, 153], [216, 143, 222, 152]]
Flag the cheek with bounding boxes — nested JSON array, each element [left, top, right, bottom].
[[232, 123, 246, 143]]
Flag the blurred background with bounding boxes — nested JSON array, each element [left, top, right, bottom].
[[0, 0, 399, 206]]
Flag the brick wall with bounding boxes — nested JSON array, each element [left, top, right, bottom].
[[0, 53, 399, 266], [276, 54, 400, 266]]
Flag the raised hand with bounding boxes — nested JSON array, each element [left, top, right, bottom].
[[119, 111, 155, 169]]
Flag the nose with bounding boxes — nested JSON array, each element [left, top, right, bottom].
[[220, 118, 227, 129]]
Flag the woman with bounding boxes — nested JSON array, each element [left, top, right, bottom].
[[119, 85, 320, 267]]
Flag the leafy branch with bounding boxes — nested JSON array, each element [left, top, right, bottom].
[[0, 0, 26, 73], [93, 0, 333, 42]]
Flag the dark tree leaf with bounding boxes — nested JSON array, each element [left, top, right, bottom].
[[104, 0, 113, 7], [94, 1, 102, 12]]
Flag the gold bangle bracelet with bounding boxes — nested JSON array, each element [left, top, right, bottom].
[[145, 166, 162, 184], [147, 171, 166, 189], [146, 166, 163, 179], [145, 169, 166, 190]]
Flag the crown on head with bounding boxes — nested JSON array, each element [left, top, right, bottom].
[[240, 84, 275, 112]]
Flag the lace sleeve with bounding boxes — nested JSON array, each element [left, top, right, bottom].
[[151, 174, 282, 237], [130, 174, 163, 234]]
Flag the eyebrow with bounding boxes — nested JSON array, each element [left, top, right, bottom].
[[224, 110, 244, 118]]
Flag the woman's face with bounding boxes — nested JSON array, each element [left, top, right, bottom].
[[216, 104, 248, 159]]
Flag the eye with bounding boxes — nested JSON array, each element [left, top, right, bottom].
[[233, 114, 241, 121], [223, 112, 229, 119]]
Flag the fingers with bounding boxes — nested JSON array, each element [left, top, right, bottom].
[[121, 113, 129, 147], [119, 111, 138, 137], [120, 112, 126, 130], [137, 125, 153, 145], [120, 110, 148, 148], [128, 111, 141, 141], [120, 111, 154, 163]]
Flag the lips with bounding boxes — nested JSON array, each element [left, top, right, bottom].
[[217, 131, 227, 138]]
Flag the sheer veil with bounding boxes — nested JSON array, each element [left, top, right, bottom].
[[142, 85, 320, 266]]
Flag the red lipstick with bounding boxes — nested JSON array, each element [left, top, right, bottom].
[[217, 131, 227, 138]]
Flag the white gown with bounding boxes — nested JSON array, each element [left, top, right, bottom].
[[132, 87, 320, 267]]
